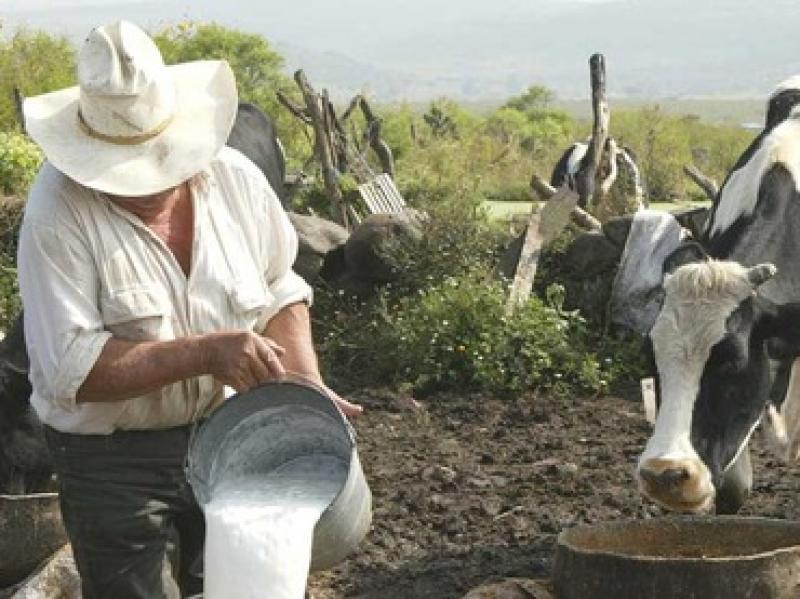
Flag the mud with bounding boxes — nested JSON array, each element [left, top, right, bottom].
[[308, 389, 800, 598]]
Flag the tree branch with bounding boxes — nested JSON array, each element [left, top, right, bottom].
[[529, 173, 602, 230], [276, 90, 312, 125], [575, 53, 610, 210], [683, 164, 718, 201], [294, 70, 348, 228]]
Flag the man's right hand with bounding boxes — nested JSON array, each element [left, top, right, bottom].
[[200, 331, 286, 392]]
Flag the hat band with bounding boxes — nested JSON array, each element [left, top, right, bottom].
[[77, 109, 173, 145]]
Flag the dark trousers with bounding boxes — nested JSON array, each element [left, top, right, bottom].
[[44, 425, 205, 599]]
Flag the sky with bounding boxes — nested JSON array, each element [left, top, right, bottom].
[[2, 0, 798, 106]]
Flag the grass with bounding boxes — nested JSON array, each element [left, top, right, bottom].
[[482, 200, 535, 221], [482, 198, 711, 222]]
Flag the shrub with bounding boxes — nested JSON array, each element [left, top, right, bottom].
[[0, 132, 42, 196], [311, 201, 642, 396]]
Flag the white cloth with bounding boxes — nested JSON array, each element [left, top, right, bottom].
[[18, 146, 312, 434], [609, 209, 688, 335]]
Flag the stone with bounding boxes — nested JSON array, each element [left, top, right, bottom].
[[462, 578, 555, 599], [288, 212, 349, 282], [563, 231, 622, 276], [9, 545, 80, 599], [342, 210, 424, 285]]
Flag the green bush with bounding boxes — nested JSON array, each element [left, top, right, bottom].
[[387, 274, 605, 395], [312, 202, 643, 397], [0, 132, 42, 195]]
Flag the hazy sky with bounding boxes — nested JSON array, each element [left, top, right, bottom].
[[3, 0, 798, 104]]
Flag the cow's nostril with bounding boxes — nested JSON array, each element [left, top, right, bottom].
[[639, 466, 691, 489], [660, 467, 690, 486]]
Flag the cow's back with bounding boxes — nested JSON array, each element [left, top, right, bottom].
[[226, 102, 288, 207]]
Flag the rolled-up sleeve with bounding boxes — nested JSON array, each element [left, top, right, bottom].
[[18, 216, 111, 412]]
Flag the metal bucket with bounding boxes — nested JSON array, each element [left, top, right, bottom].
[[186, 379, 371, 571]]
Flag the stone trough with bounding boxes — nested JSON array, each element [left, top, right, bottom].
[[553, 517, 800, 599], [0, 493, 66, 589]]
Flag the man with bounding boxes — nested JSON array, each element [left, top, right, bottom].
[[18, 20, 360, 598]]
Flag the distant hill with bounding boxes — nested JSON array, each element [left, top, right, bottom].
[[4, 0, 798, 114]]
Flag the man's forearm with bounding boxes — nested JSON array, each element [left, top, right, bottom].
[[76, 336, 208, 403], [264, 301, 320, 383]]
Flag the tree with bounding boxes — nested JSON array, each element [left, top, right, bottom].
[[487, 85, 574, 154], [153, 22, 310, 165], [0, 25, 76, 130], [503, 85, 555, 115]]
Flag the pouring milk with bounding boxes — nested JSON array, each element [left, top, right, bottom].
[[203, 454, 348, 599]]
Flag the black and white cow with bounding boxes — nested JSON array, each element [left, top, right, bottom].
[[550, 138, 644, 206], [226, 102, 289, 208], [0, 314, 52, 494], [637, 76, 800, 514]]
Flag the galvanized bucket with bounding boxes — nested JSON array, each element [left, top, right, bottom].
[[187, 379, 371, 571]]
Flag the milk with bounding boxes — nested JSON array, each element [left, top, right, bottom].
[[203, 455, 348, 599]]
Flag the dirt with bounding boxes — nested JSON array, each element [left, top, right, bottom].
[[307, 388, 800, 599]]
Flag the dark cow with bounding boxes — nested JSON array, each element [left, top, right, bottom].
[[637, 76, 800, 514], [0, 314, 51, 494], [226, 102, 289, 207]]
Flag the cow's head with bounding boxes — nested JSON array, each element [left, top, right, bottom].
[[636, 248, 800, 513], [766, 76, 800, 131]]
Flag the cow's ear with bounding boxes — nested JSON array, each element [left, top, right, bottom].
[[760, 302, 800, 354], [663, 241, 708, 276]]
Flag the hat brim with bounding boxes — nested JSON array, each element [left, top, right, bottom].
[[24, 60, 238, 197]]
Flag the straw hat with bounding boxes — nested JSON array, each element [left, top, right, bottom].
[[23, 20, 238, 197]]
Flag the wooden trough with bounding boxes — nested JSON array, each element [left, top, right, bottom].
[[553, 517, 800, 599], [0, 493, 66, 588]]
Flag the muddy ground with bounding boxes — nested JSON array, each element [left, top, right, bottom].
[[308, 388, 800, 598]]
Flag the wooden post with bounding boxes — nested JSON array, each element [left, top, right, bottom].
[[294, 70, 348, 228], [574, 53, 610, 210], [506, 187, 580, 314], [529, 173, 602, 231], [683, 164, 719, 201], [359, 97, 396, 179], [276, 91, 311, 125], [13, 87, 25, 133]]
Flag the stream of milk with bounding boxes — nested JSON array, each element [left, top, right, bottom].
[[203, 454, 348, 599]]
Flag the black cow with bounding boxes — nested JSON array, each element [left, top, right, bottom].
[[226, 102, 289, 208], [637, 76, 800, 514], [0, 314, 51, 494]]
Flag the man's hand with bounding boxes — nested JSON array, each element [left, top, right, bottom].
[[201, 331, 286, 392], [319, 382, 363, 418]]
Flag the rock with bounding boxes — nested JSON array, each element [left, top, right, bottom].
[[462, 578, 555, 599], [422, 465, 458, 484], [563, 231, 622, 276], [9, 545, 80, 599], [288, 212, 349, 282], [601, 215, 634, 249], [342, 210, 425, 286]]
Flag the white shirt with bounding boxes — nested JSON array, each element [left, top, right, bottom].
[[18, 147, 312, 434]]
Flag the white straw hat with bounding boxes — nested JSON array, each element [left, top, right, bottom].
[[23, 20, 238, 197]]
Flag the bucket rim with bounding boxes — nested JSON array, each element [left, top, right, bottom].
[[185, 378, 355, 503]]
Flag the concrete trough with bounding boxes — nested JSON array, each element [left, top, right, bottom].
[[553, 517, 800, 599], [0, 493, 67, 588]]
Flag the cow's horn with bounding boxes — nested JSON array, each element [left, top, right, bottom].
[[747, 263, 777, 288]]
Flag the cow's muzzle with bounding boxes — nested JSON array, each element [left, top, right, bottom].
[[637, 457, 715, 513]]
